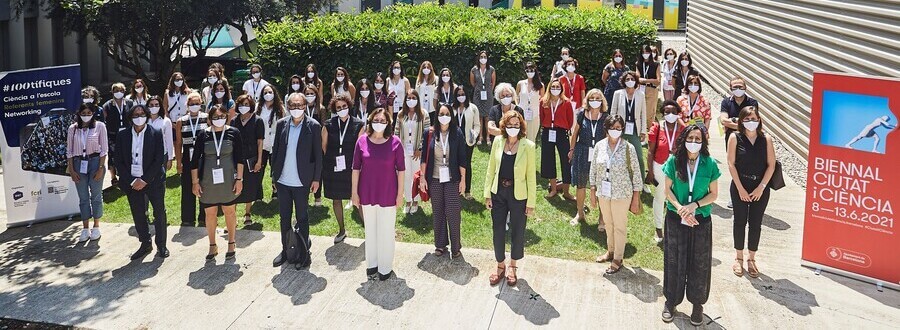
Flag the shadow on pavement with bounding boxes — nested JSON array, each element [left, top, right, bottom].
[[820, 272, 900, 308], [172, 224, 206, 247], [325, 242, 366, 272], [187, 260, 244, 296], [271, 267, 327, 305], [356, 275, 415, 310], [747, 273, 818, 315], [416, 253, 479, 286], [495, 278, 560, 326], [710, 203, 791, 231], [604, 266, 663, 303]]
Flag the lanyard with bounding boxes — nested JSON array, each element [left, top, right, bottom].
[[663, 123, 678, 152], [479, 67, 486, 87], [132, 129, 145, 165], [625, 94, 635, 122], [523, 83, 532, 108], [442, 88, 451, 104], [114, 101, 125, 124], [687, 158, 700, 202], [681, 72, 689, 88], [212, 130, 225, 166], [439, 132, 449, 165], [187, 115, 200, 145], [337, 118, 350, 154], [586, 112, 600, 142], [252, 80, 261, 99], [357, 102, 367, 120], [173, 94, 182, 113], [457, 107, 465, 124], [550, 99, 560, 128], [643, 62, 650, 78], [688, 95, 699, 117], [565, 75, 576, 97], [80, 128, 92, 157], [406, 114, 417, 138], [605, 139, 621, 180]]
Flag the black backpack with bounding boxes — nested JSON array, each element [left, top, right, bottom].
[[286, 228, 310, 265]]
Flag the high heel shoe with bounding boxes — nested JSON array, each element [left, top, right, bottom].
[[225, 242, 236, 259], [206, 244, 218, 260]]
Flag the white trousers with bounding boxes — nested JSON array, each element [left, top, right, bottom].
[[652, 161, 666, 229], [362, 205, 397, 275], [403, 154, 420, 202]]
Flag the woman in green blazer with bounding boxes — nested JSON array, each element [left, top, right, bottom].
[[483, 110, 536, 287]]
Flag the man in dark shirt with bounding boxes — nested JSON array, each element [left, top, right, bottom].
[[719, 77, 759, 147]]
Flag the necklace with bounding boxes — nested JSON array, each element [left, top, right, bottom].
[[504, 140, 517, 154]]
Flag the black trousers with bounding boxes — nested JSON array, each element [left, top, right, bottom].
[[540, 127, 571, 184], [491, 184, 527, 262], [731, 179, 771, 251], [127, 178, 167, 249], [464, 144, 475, 194], [663, 210, 712, 307], [180, 151, 205, 226], [276, 183, 311, 255]]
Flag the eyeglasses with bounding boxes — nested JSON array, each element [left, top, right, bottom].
[[337, 106, 350, 111], [371, 120, 387, 124], [211, 116, 228, 120]]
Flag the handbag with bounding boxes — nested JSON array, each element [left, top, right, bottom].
[[412, 131, 432, 202], [625, 143, 644, 215], [768, 160, 786, 191], [286, 227, 310, 266]]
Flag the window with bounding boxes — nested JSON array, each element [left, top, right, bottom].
[[556, 0, 577, 7], [522, 0, 541, 8], [362, 0, 381, 11], [393, 0, 413, 4]]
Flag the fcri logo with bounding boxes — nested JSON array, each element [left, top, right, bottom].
[[13, 191, 23, 200], [827, 247, 842, 260]]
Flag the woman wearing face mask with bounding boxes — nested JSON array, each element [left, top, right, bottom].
[[636, 45, 661, 128], [127, 79, 149, 106], [201, 68, 225, 104], [540, 79, 575, 200], [322, 93, 366, 244], [470, 50, 496, 146], [164, 72, 192, 123], [395, 89, 428, 214], [81, 86, 102, 111], [453, 86, 480, 200], [676, 75, 711, 130], [351, 108, 405, 281], [416, 61, 438, 124], [646, 100, 683, 243], [331, 67, 357, 101], [659, 48, 679, 102], [231, 95, 265, 226], [387, 61, 411, 115], [285, 74, 304, 105], [672, 51, 700, 100], [568, 89, 608, 226], [242, 64, 270, 103], [258, 85, 284, 201], [727, 106, 774, 279], [610, 71, 648, 177], [303, 64, 324, 103], [146, 96, 175, 173], [191, 104, 245, 261], [559, 57, 586, 110], [372, 72, 388, 109], [102, 82, 134, 186], [487, 83, 523, 137], [174, 92, 209, 226], [436, 68, 456, 108], [419, 104, 468, 258], [354, 79, 376, 123], [304, 85, 327, 207], [516, 62, 544, 141], [208, 80, 236, 121], [551, 47, 571, 79], [67, 103, 108, 243], [602, 49, 631, 108], [589, 115, 643, 274], [484, 111, 536, 287], [661, 124, 719, 326]]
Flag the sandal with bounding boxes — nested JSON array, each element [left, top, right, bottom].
[[733, 258, 744, 277], [451, 251, 462, 259], [562, 193, 576, 201], [206, 244, 218, 260], [225, 242, 236, 259], [747, 259, 759, 278], [506, 266, 518, 286], [605, 259, 623, 275], [489, 265, 506, 286], [434, 248, 445, 257], [569, 216, 585, 226], [595, 251, 613, 263], [243, 214, 252, 226], [598, 223, 606, 233]]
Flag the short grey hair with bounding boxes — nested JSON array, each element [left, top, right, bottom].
[[494, 83, 516, 102], [286, 92, 307, 108]]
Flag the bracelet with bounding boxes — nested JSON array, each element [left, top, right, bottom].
[[235, 178, 243, 181], [695, 201, 701, 208]]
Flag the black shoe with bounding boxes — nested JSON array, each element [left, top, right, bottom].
[[295, 255, 311, 270], [130, 244, 153, 260], [661, 302, 675, 323], [225, 242, 236, 259], [366, 267, 378, 276], [156, 247, 170, 258], [273, 253, 286, 267], [378, 271, 394, 281], [690, 304, 704, 326]]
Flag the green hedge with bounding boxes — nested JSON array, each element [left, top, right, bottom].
[[255, 3, 656, 99]]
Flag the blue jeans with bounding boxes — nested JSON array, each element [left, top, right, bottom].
[[74, 156, 104, 220]]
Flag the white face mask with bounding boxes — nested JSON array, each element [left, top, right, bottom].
[[307, 72, 315, 79], [135, 87, 144, 94], [406, 99, 418, 108], [743, 121, 759, 131], [238, 106, 251, 114], [614, 56, 623, 63], [188, 105, 201, 113], [479, 58, 487, 65], [732, 88, 746, 97], [652, 52, 658, 58], [625, 80, 636, 88], [208, 77, 218, 85], [438, 115, 451, 125], [500, 97, 513, 106], [113, 92, 124, 99], [566, 65, 576, 73], [292, 83, 302, 91], [132, 117, 147, 126], [337, 109, 349, 118], [561, 54, 569, 61], [392, 68, 401, 76], [680, 60, 690, 67], [608, 129, 622, 139], [372, 123, 387, 133], [666, 55, 675, 61], [642, 53, 651, 60], [664, 113, 679, 123], [215, 91, 226, 99], [149, 106, 161, 115], [212, 118, 227, 128], [550, 88, 562, 96], [174, 80, 184, 87], [526, 72, 535, 78], [688, 85, 700, 93], [252, 72, 261, 79], [336, 76, 345, 82], [374, 83, 385, 90], [305, 95, 316, 104], [263, 93, 275, 102], [289, 109, 303, 118], [441, 76, 451, 83], [685, 142, 702, 153], [588, 101, 602, 109], [360, 90, 371, 98], [505, 128, 520, 137], [83, 98, 94, 104], [456, 95, 466, 103], [80, 115, 93, 122], [422, 68, 431, 75]]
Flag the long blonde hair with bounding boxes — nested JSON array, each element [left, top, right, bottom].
[[540, 78, 569, 107]]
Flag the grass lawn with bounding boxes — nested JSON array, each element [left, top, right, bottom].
[[101, 139, 663, 270]]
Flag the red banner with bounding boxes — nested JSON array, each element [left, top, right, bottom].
[[804, 72, 900, 286]]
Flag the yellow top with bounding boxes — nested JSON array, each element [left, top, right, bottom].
[[483, 135, 537, 208]]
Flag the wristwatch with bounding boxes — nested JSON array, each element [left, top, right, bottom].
[[235, 178, 243, 181]]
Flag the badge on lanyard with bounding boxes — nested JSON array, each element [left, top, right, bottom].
[[212, 167, 225, 185], [681, 158, 700, 226], [335, 155, 347, 172]]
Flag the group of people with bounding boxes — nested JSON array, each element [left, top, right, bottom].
[[67, 45, 777, 326]]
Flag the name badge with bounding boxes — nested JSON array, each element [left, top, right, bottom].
[[212, 167, 225, 185], [393, 98, 402, 111], [79, 160, 89, 174], [405, 142, 414, 156], [625, 122, 635, 135], [524, 109, 534, 121], [470, 129, 478, 142], [335, 155, 347, 172], [587, 147, 594, 162], [600, 180, 612, 198], [548, 130, 557, 143], [439, 166, 451, 183], [188, 147, 194, 161], [681, 217, 692, 226], [480, 91, 488, 100], [41, 117, 51, 126], [131, 164, 143, 177]]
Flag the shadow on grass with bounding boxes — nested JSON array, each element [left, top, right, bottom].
[[165, 173, 181, 189], [577, 221, 636, 258], [399, 210, 432, 235]]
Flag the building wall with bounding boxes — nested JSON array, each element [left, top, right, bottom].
[[686, 0, 900, 159]]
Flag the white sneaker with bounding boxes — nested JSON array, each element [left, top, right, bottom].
[[643, 186, 652, 194], [78, 229, 90, 242], [90, 227, 102, 241], [410, 205, 419, 213], [727, 201, 733, 209]]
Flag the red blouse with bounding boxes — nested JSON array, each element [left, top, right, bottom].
[[539, 99, 574, 129], [559, 74, 586, 109]]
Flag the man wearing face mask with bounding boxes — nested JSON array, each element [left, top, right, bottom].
[[270, 93, 323, 269], [102, 83, 135, 186], [115, 105, 168, 260], [242, 64, 270, 103], [719, 77, 758, 149]]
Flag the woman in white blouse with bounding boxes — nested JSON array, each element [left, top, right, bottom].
[[416, 61, 438, 124], [660, 48, 679, 102], [146, 96, 175, 172], [127, 79, 149, 106], [516, 61, 543, 141], [257, 85, 285, 200]]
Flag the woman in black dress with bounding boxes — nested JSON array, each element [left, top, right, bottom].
[[231, 95, 265, 225], [322, 93, 365, 243]]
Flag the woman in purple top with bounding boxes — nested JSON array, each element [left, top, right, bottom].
[[352, 107, 405, 281]]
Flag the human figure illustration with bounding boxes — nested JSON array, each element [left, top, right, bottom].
[[845, 115, 896, 152]]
